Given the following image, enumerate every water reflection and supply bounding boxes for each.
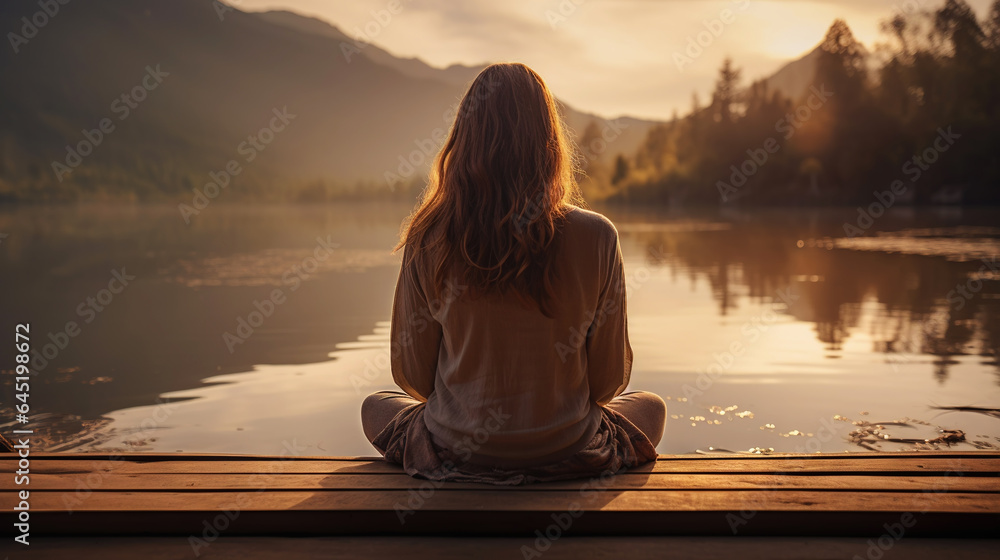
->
[0,204,997,455]
[0,204,406,450]
[609,209,1000,385]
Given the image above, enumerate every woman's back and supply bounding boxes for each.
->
[392,205,632,466]
[360,62,663,482]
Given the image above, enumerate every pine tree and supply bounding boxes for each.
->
[711,58,742,124]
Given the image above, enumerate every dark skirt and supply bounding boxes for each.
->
[371,404,657,486]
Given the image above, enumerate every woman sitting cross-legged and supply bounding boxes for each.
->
[361,62,666,485]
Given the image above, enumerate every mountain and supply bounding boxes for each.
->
[256,10,487,88]
[759,39,875,102]
[0,0,471,202]
[762,47,821,101]
[255,10,661,166]
[0,0,800,203]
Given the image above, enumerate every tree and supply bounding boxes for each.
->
[985,0,1000,50]
[934,0,986,59]
[816,19,868,105]
[603,10,1000,206]
[711,57,742,124]
[611,155,629,186]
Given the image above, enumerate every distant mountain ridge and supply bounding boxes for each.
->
[0,0,817,202]
[254,9,663,176]
[255,10,488,88]
[762,47,821,101]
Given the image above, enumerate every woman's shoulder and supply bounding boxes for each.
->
[562,205,620,241]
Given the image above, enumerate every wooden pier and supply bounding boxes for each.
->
[1,451,998,558]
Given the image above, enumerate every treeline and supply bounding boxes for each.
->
[591,0,1000,206]
[0,148,422,205]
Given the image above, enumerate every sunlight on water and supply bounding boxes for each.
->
[2,204,998,456]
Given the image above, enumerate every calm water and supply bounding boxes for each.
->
[1,203,998,456]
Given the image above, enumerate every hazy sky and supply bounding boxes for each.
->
[231,0,993,120]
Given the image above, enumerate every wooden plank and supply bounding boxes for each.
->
[19,451,1000,462]
[15,472,1000,493]
[21,450,1000,461]
[5,458,398,475]
[9,535,1000,560]
[5,489,997,513]
[3,453,996,538]
[8,509,998,537]
[7,457,998,475]
[20,453,388,462]
[3,490,997,537]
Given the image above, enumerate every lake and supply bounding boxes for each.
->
[1,203,998,456]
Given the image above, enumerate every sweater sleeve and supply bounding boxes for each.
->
[389,245,443,402]
[586,229,633,406]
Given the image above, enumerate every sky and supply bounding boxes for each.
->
[230,0,994,121]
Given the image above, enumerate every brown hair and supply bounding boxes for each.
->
[396,62,584,316]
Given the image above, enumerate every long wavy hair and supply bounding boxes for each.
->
[396,62,584,317]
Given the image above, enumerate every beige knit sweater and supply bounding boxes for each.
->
[390,205,632,466]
